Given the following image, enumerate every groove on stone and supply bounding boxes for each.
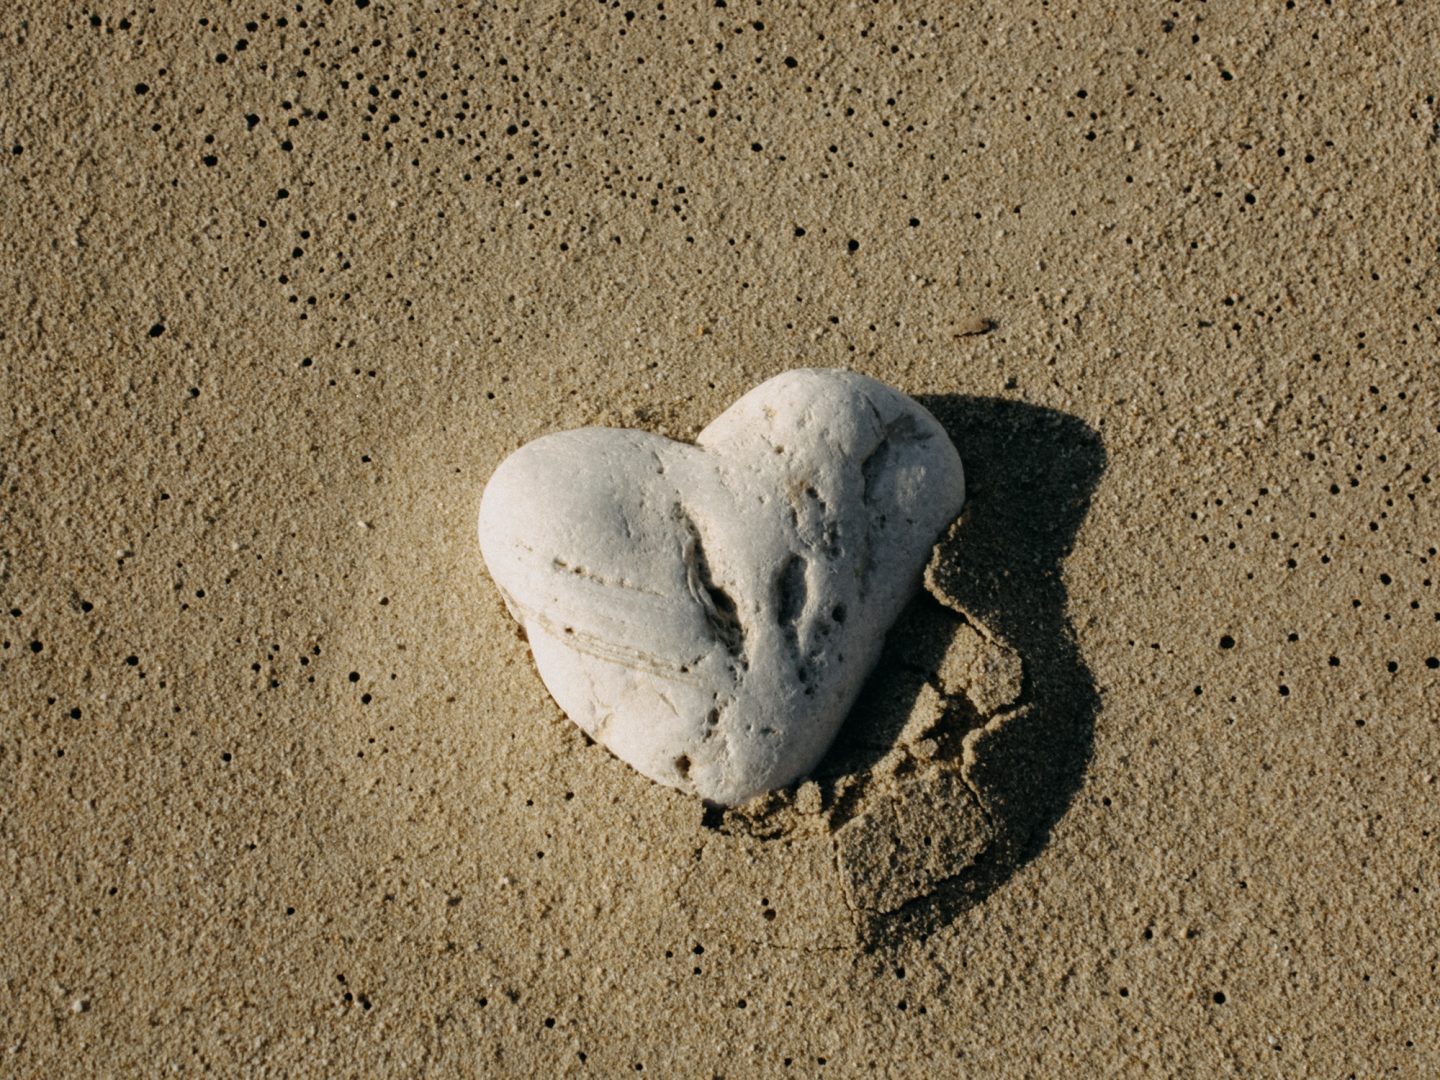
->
[676,507,746,658]
[774,552,808,639]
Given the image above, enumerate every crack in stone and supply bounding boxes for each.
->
[674,506,746,660]
[551,557,664,597]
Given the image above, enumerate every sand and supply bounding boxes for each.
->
[3,1,1437,1075]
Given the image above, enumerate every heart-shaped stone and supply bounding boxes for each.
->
[478,369,965,805]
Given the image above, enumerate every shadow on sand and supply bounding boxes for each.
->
[842,394,1107,946]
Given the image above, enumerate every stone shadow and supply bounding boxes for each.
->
[866,394,1107,944]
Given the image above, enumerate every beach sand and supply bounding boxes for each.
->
[3,1,1437,1074]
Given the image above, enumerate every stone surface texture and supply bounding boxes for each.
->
[479,369,965,804]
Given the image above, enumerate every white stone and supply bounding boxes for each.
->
[478,368,965,805]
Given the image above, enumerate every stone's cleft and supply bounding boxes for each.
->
[774,553,808,642]
[675,506,746,660]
